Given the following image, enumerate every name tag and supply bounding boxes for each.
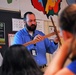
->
[30,49,37,56]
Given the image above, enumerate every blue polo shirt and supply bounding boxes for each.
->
[67,60,76,74]
[13,28,58,66]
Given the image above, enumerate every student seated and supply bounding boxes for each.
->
[44,4,76,75]
[0,44,43,75]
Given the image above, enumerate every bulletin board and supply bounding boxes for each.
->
[0,22,5,44]
[0,10,21,56]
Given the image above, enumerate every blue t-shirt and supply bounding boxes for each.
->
[67,60,76,74]
[13,28,58,66]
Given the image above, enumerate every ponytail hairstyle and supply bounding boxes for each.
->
[69,24,76,61]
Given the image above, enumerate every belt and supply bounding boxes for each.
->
[39,64,47,68]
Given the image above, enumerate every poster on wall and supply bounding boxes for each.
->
[12,18,45,33]
[20,0,62,20]
[8,34,14,46]
[36,19,44,33]
[0,22,5,44]
[48,26,56,39]
[12,18,24,31]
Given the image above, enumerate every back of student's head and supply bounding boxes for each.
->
[59,4,76,34]
[1,44,42,75]
[59,4,76,61]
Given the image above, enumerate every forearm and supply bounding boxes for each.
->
[44,39,72,75]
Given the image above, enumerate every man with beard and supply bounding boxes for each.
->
[13,12,58,72]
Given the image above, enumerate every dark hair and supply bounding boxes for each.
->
[59,4,76,61]
[24,12,35,21]
[69,37,76,61]
[1,44,43,75]
[59,4,76,34]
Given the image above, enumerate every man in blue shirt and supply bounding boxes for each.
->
[13,12,58,69]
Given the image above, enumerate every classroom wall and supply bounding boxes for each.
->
[0,0,74,66]
[0,0,68,21]
[0,0,69,36]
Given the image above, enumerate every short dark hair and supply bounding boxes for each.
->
[59,4,76,34]
[24,11,35,21]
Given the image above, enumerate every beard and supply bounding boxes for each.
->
[26,23,37,31]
